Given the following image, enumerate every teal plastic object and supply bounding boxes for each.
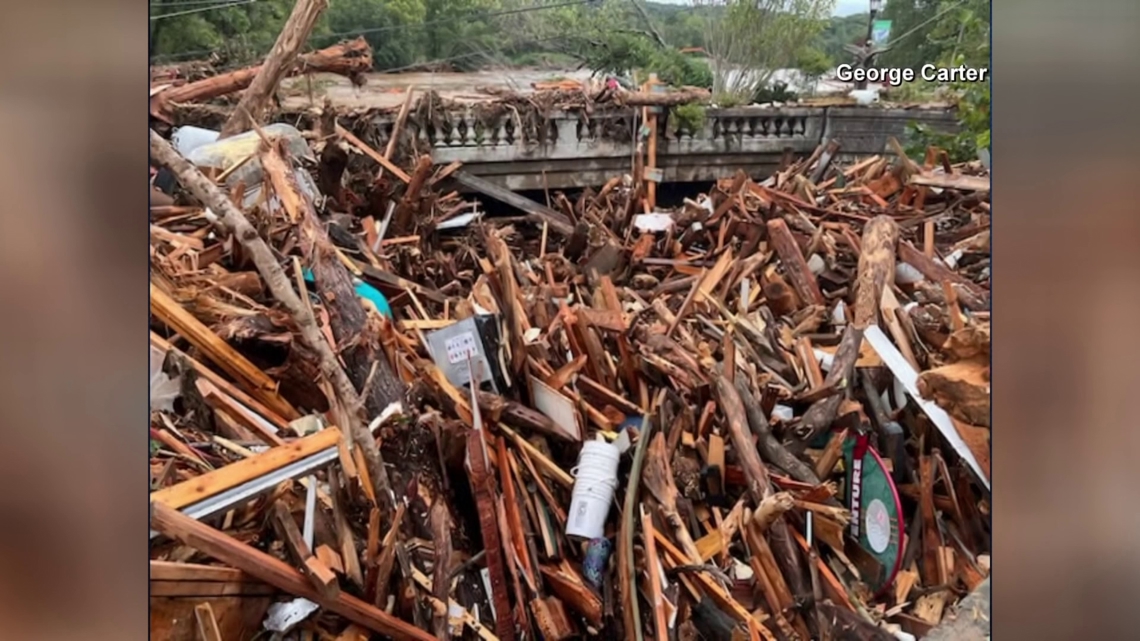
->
[843,433,905,596]
[301,268,391,319]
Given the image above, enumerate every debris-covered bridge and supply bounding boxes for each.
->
[367,104,958,191]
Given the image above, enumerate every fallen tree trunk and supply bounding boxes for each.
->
[615,88,711,107]
[259,142,403,516]
[151,38,372,121]
[793,215,898,452]
[221,0,331,137]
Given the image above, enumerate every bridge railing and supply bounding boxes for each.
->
[367,104,957,188]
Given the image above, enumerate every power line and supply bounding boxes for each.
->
[151,0,256,6]
[315,0,591,40]
[151,0,256,21]
[153,0,591,62]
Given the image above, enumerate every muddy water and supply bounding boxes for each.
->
[280,68,595,111]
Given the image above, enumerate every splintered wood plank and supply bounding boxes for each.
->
[152,332,293,432]
[540,564,603,627]
[151,503,434,641]
[330,470,365,591]
[150,561,249,583]
[695,529,726,562]
[499,424,573,489]
[197,378,285,447]
[898,241,989,299]
[498,437,535,589]
[466,429,515,641]
[335,123,411,183]
[150,580,275,597]
[271,502,339,600]
[653,529,763,630]
[150,428,342,510]
[641,506,670,641]
[893,567,919,605]
[150,286,298,420]
[918,456,946,586]
[698,248,735,303]
[790,527,853,611]
[909,173,989,192]
[766,219,825,306]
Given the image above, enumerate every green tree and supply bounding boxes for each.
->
[795,46,832,95]
[151,0,300,63]
[815,12,868,64]
[693,0,834,103]
[900,0,990,161]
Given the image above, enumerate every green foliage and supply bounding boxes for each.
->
[814,12,868,63]
[879,0,991,69]
[151,0,299,63]
[672,103,707,132]
[751,80,799,103]
[905,55,990,162]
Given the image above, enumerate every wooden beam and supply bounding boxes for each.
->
[151,502,435,641]
[150,428,341,510]
[453,171,574,236]
[337,123,412,183]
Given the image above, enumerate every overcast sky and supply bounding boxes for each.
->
[651,0,870,16]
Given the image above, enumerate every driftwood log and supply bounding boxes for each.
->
[615,88,711,107]
[151,38,372,122]
[792,215,898,452]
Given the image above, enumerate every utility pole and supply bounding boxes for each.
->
[855,0,883,89]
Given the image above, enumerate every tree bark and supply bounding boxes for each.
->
[792,215,898,452]
[429,502,452,641]
[152,38,371,121]
[220,0,331,138]
[148,130,397,520]
[716,375,811,604]
[766,219,825,307]
[732,375,822,486]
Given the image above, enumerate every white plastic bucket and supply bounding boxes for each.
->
[566,440,620,539]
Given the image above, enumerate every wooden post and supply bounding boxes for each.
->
[766,219,826,307]
[220,0,330,138]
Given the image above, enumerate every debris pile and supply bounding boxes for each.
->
[149,101,990,640]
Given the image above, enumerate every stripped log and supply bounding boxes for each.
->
[793,215,898,451]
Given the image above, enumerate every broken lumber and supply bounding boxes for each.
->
[151,502,434,641]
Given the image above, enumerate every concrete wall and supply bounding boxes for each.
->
[373,105,957,190]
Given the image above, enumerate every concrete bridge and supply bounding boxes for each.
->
[371,105,958,191]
